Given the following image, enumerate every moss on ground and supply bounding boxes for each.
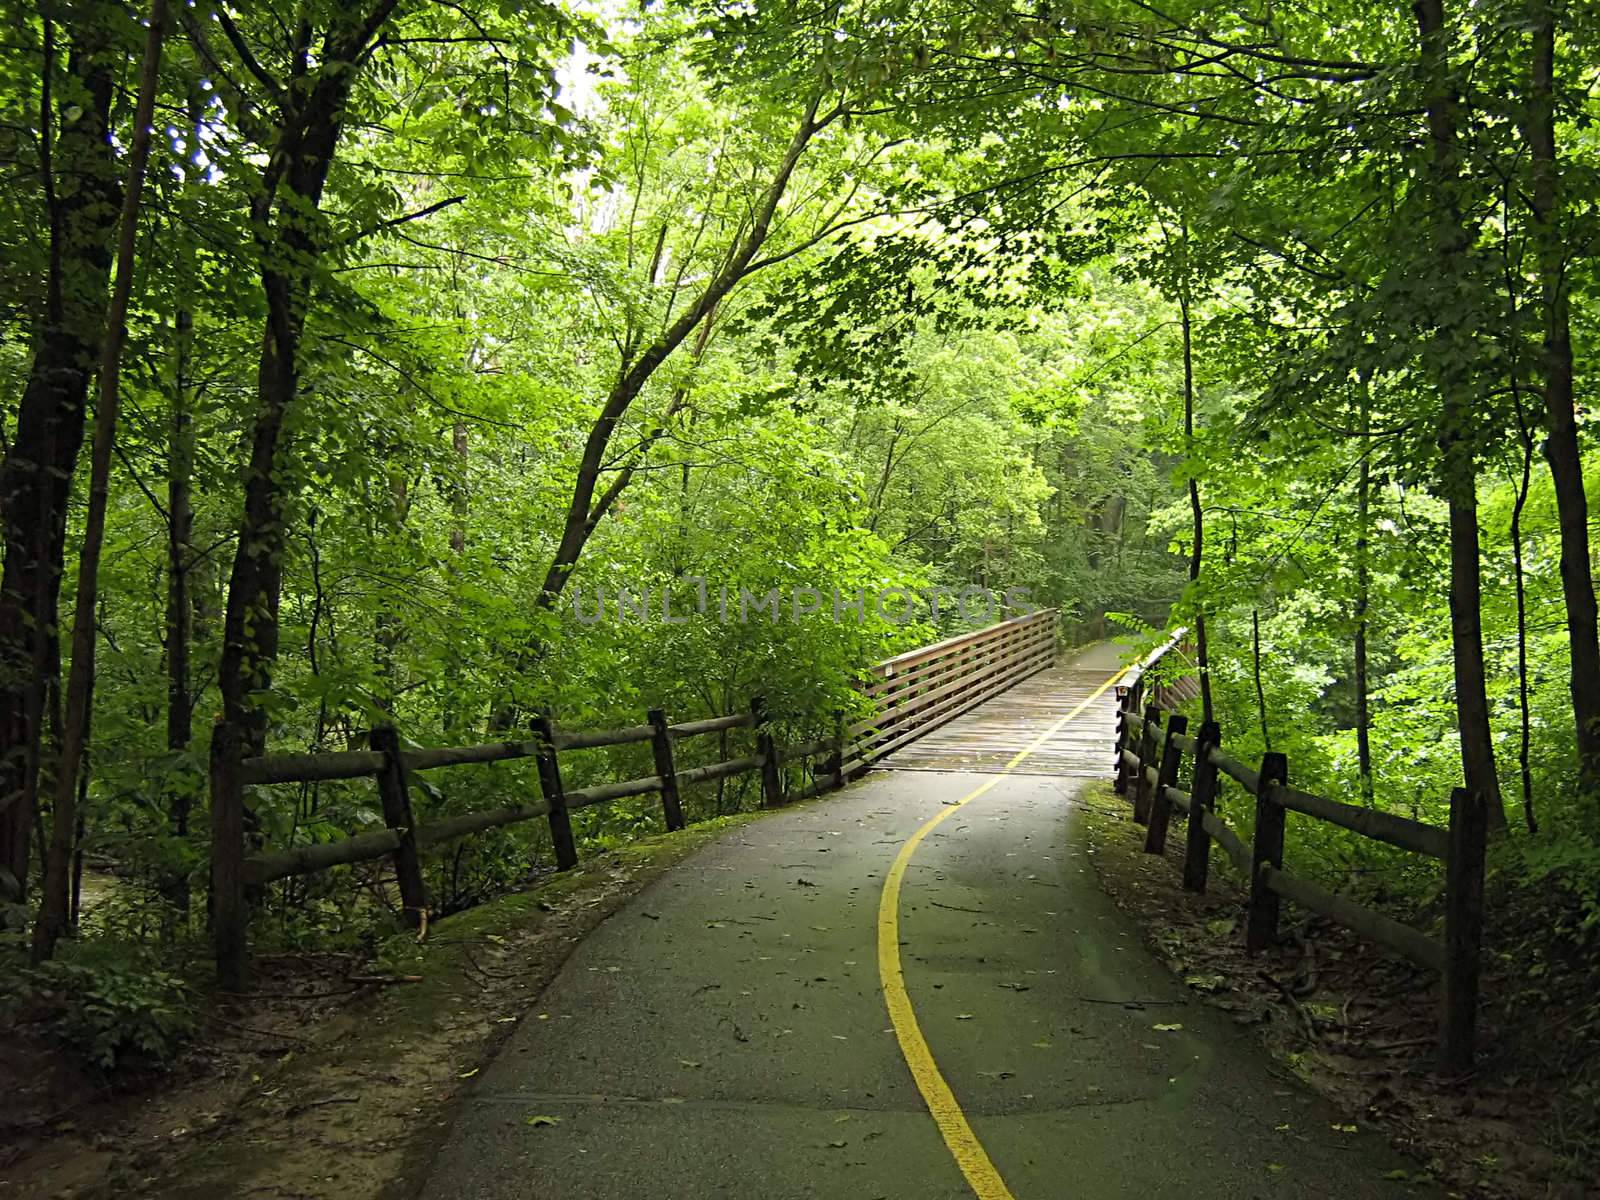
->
[366,813,760,1030]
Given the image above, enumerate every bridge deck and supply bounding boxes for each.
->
[875,651,1123,778]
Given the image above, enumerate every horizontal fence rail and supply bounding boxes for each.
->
[238,704,781,895]
[219,608,1060,980]
[1109,636,1486,1075]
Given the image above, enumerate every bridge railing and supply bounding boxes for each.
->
[843,607,1059,775]
[1115,626,1196,713]
[216,607,1059,979]
[1110,643,1486,1074]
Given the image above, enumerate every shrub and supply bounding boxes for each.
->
[1,956,195,1072]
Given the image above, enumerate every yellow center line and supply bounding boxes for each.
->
[876,663,1131,1200]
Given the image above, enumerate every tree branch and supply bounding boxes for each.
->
[341,195,465,246]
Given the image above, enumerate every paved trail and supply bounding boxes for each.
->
[422,644,1428,1199]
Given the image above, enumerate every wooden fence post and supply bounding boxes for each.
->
[209,720,247,989]
[751,696,783,808]
[1144,714,1187,856]
[1246,751,1289,953]
[1113,692,1134,795]
[1132,704,1161,825]
[1441,786,1486,1074]
[532,715,578,870]
[370,725,428,928]
[648,708,685,832]
[823,711,845,791]
[1183,720,1222,893]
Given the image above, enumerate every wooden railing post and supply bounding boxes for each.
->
[751,696,783,808]
[1113,692,1134,795]
[1144,714,1187,856]
[823,711,845,790]
[1246,751,1289,952]
[647,708,685,832]
[370,724,428,928]
[533,715,578,870]
[1441,786,1486,1073]
[1183,720,1221,893]
[1132,705,1161,825]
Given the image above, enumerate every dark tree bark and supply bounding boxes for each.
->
[0,12,121,899]
[162,90,203,922]
[34,0,169,961]
[449,421,469,556]
[1252,607,1270,750]
[374,472,410,712]
[167,304,195,764]
[1501,172,1539,834]
[1414,0,1505,827]
[1524,0,1600,795]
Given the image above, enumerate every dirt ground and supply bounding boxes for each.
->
[1077,785,1595,1200]
[0,816,756,1200]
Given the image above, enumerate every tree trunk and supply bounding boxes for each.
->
[34,0,168,960]
[481,98,829,734]
[1525,0,1600,795]
[1415,0,1505,827]
[534,96,826,614]
[448,420,470,549]
[1511,409,1538,832]
[1502,158,1539,834]
[0,17,120,901]
[1179,276,1213,724]
[1354,404,1374,806]
[1253,608,1271,749]
[163,87,203,923]
[374,472,410,711]
[209,5,400,987]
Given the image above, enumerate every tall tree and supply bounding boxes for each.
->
[161,84,206,920]
[1414,0,1505,825]
[189,0,579,984]
[34,0,169,961]
[535,90,845,612]
[0,3,122,898]
[1354,384,1375,806]
[1174,230,1214,724]
[1522,0,1600,795]
[191,0,408,985]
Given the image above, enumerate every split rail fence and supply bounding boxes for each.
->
[1111,635,1486,1073]
[214,607,1059,980]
